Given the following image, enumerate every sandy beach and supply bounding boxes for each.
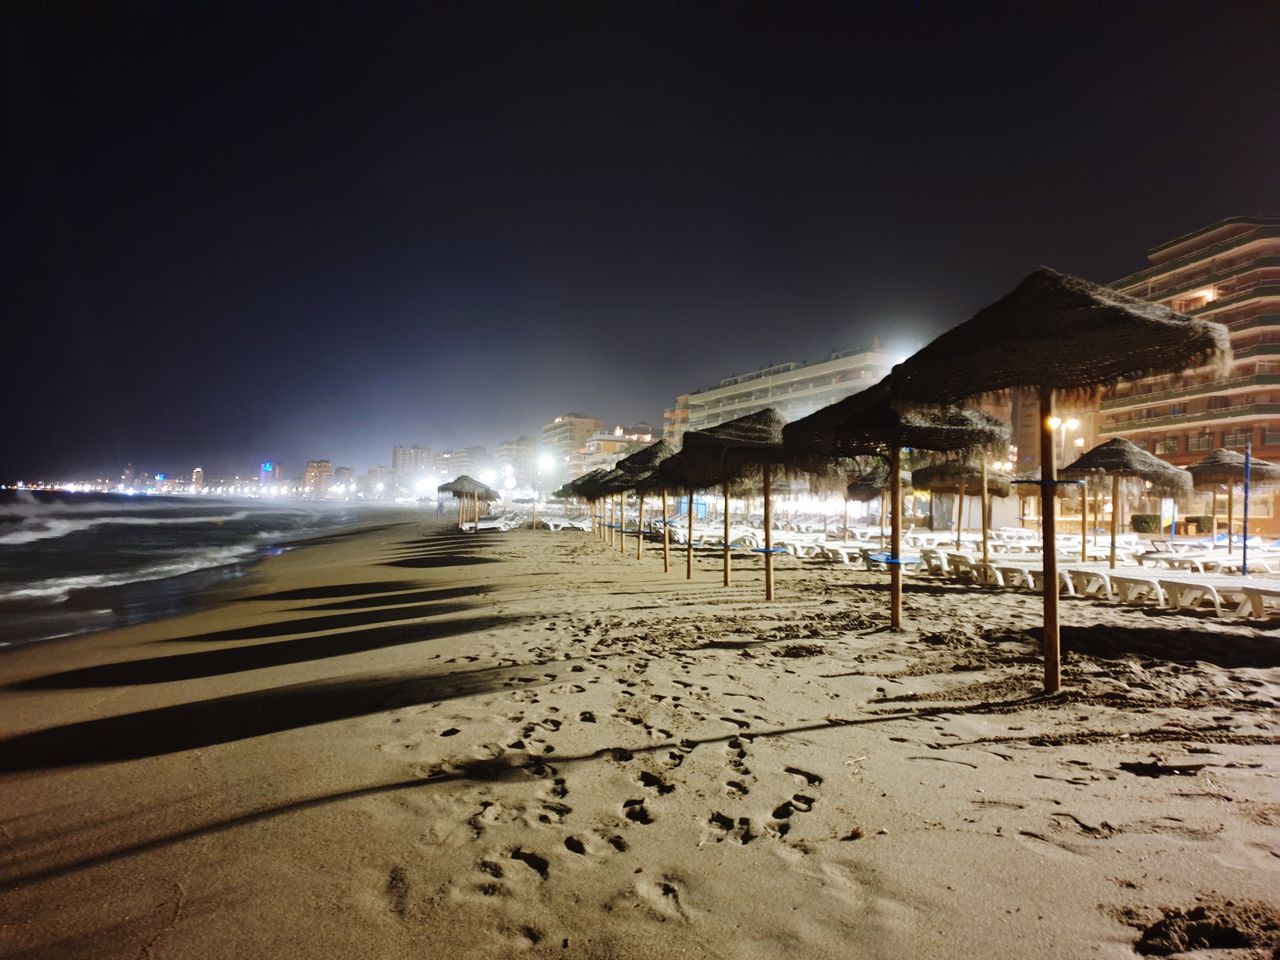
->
[1,518,1276,959]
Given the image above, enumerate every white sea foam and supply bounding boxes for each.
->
[0,510,255,546]
[0,544,258,603]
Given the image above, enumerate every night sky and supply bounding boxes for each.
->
[3,4,1273,480]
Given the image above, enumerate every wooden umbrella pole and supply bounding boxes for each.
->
[981,459,990,564]
[1109,475,1119,569]
[890,447,903,631]
[954,481,966,549]
[609,497,614,546]
[763,464,774,601]
[1227,486,1235,554]
[1080,480,1088,563]
[662,489,670,573]
[619,495,626,555]
[686,494,694,580]
[1040,386,1061,694]
[637,494,644,560]
[1094,489,1102,548]
[722,482,731,587]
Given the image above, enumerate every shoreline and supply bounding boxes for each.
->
[0,520,1275,958]
[0,507,423,650]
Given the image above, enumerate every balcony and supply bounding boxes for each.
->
[1102,373,1280,411]
[1130,256,1280,304]
[1100,402,1280,434]
[1112,223,1280,289]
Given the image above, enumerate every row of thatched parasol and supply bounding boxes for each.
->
[554,267,1235,695]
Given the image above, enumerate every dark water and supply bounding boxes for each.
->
[0,491,390,647]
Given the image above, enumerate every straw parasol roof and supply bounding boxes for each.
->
[439,475,500,500]
[1059,439,1191,496]
[678,408,788,488]
[783,380,1009,457]
[889,268,1231,408]
[617,440,677,480]
[843,454,910,502]
[1186,448,1280,490]
[581,467,632,498]
[910,462,1012,498]
[554,468,604,500]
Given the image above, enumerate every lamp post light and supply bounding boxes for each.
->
[1047,416,1080,468]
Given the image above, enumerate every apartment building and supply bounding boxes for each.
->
[1101,216,1279,465]
[664,343,896,443]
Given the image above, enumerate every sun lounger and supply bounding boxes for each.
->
[1240,584,1280,618]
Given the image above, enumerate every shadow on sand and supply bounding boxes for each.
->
[0,689,1056,892]
[1062,622,1280,670]
[244,581,418,602]
[154,602,492,645]
[0,657,533,773]
[12,609,520,689]
[296,584,491,611]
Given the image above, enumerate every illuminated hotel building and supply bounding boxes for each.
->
[541,413,604,481]
[303,460,333,498]
[568,423,655,477]
[391,445,432,476]
[664,342,896,443]
[1101,217,1279,466]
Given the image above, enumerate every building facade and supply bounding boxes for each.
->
[1101,217,1279,465]
[666,343,896,441]
[541,413,604,481]
[303,460,333,498]
[391,445,433,476]
[567,423,655,478]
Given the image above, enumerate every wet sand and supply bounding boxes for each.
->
[1,519,1277,959]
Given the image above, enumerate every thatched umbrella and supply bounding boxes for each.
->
[584,468,630,548]
[680,408,792,599]
[439,475,499,531]
[617,440,677,568]
[1187,448,1280,554]
[911,460,1012,556]
[843,455,911,542]
[1060,438,1191,567]
[564,469,608,536]
[783,381,1008,628]
[889,267,1230,691]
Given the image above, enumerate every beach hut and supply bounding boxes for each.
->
[889,267,1230,692]
[617,440,677,568]
[910,460,1012,558]
[1186,448,1280,553]
[679,408,791,599]
[1060,438,1191,567]
[784,380,1007,628]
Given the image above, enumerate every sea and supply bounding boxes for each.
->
[0,491,390,648]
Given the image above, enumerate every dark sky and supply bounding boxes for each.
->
[3,3,1274,480]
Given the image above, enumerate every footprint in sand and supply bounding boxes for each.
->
[706,811,756,845]
[622,798,654,824]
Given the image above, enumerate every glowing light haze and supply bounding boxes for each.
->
[3,6,1271,479]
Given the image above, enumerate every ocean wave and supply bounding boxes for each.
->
[0,510,256,546]
[0,544,259,603]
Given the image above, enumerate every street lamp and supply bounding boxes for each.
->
[1047,416,1080,467]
